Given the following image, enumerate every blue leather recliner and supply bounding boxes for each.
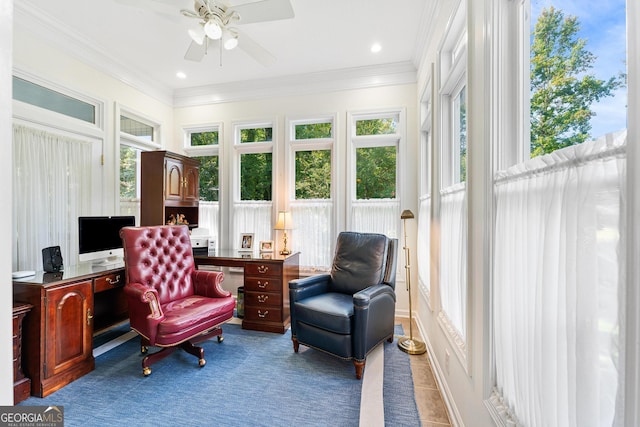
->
[289,231,398,379]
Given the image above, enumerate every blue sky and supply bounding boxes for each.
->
[531,0,627,138]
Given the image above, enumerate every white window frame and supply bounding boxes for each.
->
[436,0,470,373]
[184,123,224,249]
[346,108,404,239]
[230,119,275,250]
[286,115,337,270]
[116,106,162,219]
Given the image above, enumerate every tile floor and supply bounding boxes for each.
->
[398,318,452,426]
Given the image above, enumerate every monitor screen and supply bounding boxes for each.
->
[78,216,135,264]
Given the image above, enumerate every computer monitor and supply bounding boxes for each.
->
[78,216,135,266]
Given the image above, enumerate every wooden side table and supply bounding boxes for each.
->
[13,302,33,404]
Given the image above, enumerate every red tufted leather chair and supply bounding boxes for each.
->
[120,225,235,376]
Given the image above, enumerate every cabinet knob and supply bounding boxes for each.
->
[87,309,93,325]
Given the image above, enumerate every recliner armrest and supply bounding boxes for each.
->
[353,284,396,308]
[193,270,231,299]
[289,274,331,301]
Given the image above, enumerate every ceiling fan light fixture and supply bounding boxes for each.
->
[188,25,206,45]
[204,19,222,40]
[223,29,239,50]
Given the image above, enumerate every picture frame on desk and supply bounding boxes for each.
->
[239,233,254,251]
[259,240,274,253]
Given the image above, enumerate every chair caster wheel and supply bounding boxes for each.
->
[143,367,152,376]
[217,335,224,343]
[199,358,206,367]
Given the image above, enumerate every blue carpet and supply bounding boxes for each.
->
[20,324,419,427]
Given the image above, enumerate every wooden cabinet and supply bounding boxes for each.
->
[14,279,94,397]
[13,303,32,404]
[141,150,200,227]
[13,264,127,397]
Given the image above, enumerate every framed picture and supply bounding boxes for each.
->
[259,240,274,253]
[239,233,254,251]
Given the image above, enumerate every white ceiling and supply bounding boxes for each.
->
[14,0,429,95]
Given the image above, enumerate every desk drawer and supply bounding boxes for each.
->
[244,306,282,323]
[244,291,281,308]
[244,277,282,292]
[244,263,282,277]
[94,270,125,293]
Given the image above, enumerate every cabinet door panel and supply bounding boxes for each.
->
[183,164,199,201]
[45,281,93,378]
[166,159,183,200]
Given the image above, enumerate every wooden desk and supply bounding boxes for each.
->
[195,251,299,334]
[13,264,127,397]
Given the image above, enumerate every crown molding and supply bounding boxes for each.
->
[15,1,417,109]
[173,61,417,107]
[14,1,174,106]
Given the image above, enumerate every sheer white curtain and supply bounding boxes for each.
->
[232,202,271,249]
[351,199,400,238]
[491,131,626,427]
[439,184,467,340]
[198,201,219,247]
[417,195,431,301]
[12,125,93,270]
[120,200,140,225]
[290,200,333,270]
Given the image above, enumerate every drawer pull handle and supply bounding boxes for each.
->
[258,281,268,288]
[257,265,269,274]
[258,310,269,318]
[87,309,93,326]
[258,295,269,303]
[106,275,121,285]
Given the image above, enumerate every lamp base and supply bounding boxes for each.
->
[279,249,291,256]
[397,336,426,355]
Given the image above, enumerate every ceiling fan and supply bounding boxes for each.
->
[180,0,295,66]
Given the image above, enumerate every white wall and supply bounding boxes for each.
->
[0,0,13,406]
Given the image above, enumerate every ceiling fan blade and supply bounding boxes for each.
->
[237,30,276,67]
[230,0,294,25]
[184,40,208,62]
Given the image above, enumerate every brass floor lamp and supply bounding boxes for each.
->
[397,209,426,355]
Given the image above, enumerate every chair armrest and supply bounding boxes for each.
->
[353,284,396,308]
[193,270,231,299]
[124,282,164,345]
[289,274,331,302]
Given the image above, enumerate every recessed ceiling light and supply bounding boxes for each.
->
[176,71,187,79]
[371,43,382,53]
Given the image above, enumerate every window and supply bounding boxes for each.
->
[118,109,160,222]
[120,115,154,142]
[454,86,467,183]
[184,125,222,249]
[486,1,629,425]
[348,111,402,237]
[13,76,97,124]
[436,0,468,371]
[232,122,274,249]
[288,117,335,270]
[528,2,627,157]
